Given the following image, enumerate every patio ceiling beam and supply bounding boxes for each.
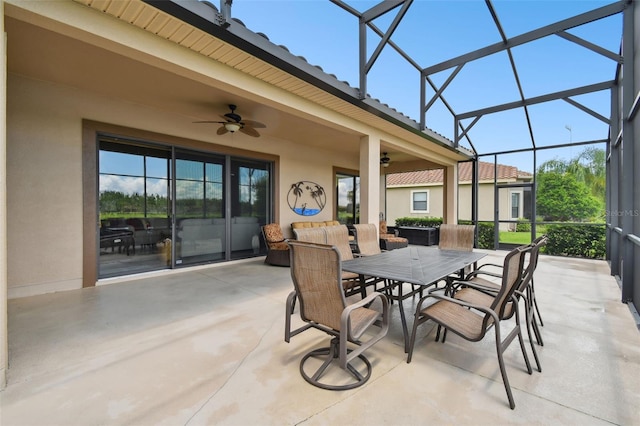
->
[422,1,627,76]
[362,1,411,75]
[562,97,611,124]
[424,64,463,112]
[457,80,615,120]
[485,0,537,149]
[331,0,477,150]
[479,138,609,157]
[556,30,623,63]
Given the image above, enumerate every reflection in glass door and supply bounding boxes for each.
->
[336,173,359,225]
[98,141,171,278]
[230,159,270,260]
[174,151,225,266]
[98,139,273,277]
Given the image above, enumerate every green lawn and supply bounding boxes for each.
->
[499,231,543,245]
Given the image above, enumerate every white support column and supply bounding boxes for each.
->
[0,0,8,389]
[359,135,380,226]
[443,164,458,224]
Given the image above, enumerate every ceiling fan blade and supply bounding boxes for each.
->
[217,126,229,135]
[240,126,260,137]
[241,119,266,129]
[193,120,225,124]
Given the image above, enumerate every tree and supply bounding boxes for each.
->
[538,147,605,206]
[536,172,601,221]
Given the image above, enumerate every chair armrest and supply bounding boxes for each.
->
[476,263,503,271]
[465,269,502,280]
[450,279,500,295]
[416,292,499,321]
[339,292,390,369]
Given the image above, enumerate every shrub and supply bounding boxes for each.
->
[394,217,443,228]
[515,219,531,232]
[544,224,606,259]
[458,220,495,249]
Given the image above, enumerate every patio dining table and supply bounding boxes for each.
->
[342,245,486,351]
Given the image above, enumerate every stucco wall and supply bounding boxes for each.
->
[386,182,514,227]
[7,75,84,297]
[6,74,356,297]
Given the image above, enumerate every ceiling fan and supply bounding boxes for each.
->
[194,104,266,137]
[380,152,391,167]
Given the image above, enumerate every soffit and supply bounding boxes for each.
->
[70,0,470,166]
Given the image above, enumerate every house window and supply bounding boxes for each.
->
[411,191,429,213]
[511,192,521,219]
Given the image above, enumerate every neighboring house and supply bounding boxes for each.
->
[385,161,533,230]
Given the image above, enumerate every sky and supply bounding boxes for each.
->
[226,0,623,173]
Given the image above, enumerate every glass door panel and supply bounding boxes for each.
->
[174,152,225,266]
[229,159,270,260]
[336,173,359,225]
[98,141,171,278]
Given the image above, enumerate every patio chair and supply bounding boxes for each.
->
[463,235,548,346]
[379,220,409,250]
[284,240,389,390]
[453,242,543,372]
[261,223,290,266]
[293,225,365,298]
[324,225,369,298]
[406,244,532,409]
[352,224,389,294]
[352,223,382,256]
[433,224,476,293]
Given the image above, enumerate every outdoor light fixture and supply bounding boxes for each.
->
[224,122,242,133]
[380,152,390,167]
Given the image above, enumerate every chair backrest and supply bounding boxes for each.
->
[262,223,284,246]
[293,227,327,244]
[379,220,389,235]
[531,234,548,270]
[353,224,381,256]
[489,245,529,320]
[288,240,347,331]
[439,224,475,251]
[324,225,354,261]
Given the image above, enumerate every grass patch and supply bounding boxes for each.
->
[499,231,543,245]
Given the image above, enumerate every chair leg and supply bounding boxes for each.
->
[406,298,429,363]
[531,279,544,327]
[495,330,516,410]
[524,297,542,372]
[284,291,296,343]
[527,285,544,346]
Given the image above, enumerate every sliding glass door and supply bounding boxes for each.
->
[98,138,272,278]
[98,140,172,278]
[229,159,271,259]
[174,151,225,266]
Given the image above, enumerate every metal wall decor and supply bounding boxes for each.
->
[287,181,326,216]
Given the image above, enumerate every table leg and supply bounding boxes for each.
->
[395,282,410,353]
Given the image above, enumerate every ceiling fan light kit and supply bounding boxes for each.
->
[224,122,241,133]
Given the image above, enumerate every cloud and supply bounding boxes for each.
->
[100,174,168,196]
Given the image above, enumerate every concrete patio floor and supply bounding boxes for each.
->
[2,249,639,425]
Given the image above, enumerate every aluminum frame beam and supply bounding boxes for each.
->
[422,1,627,76]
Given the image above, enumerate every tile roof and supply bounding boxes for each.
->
[386,161,533,186]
